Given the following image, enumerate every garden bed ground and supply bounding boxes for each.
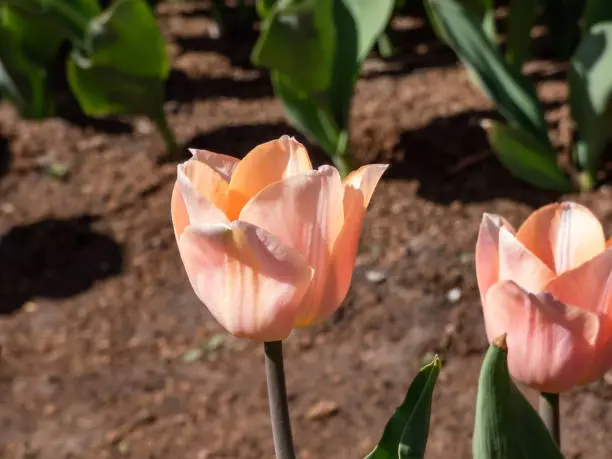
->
[2,2,612,458]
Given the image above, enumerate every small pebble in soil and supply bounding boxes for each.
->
[0,202,15,214]
[364,268,387,284]
[24,301,38,313]
[446,287,462,303]
[306,400,339,420]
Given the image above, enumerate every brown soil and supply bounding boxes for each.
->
[2,2,612,458]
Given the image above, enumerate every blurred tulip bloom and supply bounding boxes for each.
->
[476,202,612,393]
[171,136,387,341]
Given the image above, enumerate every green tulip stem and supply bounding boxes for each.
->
[539,392,560,445]
[152,113,180,160]
[332,154,357,179]
[264,340,296,459]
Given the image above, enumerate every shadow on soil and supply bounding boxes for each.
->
[187,123,331,167]
[175,28,259,70]
[0,137,10,179]
[166,68,272,103]
[387,110,561,206]
[366,10,457,79]
[0,216,123,315]
[188,116,561,209]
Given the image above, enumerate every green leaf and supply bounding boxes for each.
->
[486,121,572,191]
[569,21,612,174]
[464,0,496,43]
[425,0,550,144]
[256,0,277,19]
[0,0,98,118]
[252,0,335,93]
[271,72,340,154]
[68,0,168,118]
[0,0,100,43]
[473,336,564,459]
[584,0,612,28]
[79,0,168,79]
[0,15,52,117]
[343,0,396,63]
[366,356,441,459]
[330,0,394,129]
[254,0,392,161]
[505,0,538,69]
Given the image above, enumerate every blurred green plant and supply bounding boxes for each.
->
[211,0,257,38]
[0,0,178,156]
[252,0,395,177]
[425,0,612,191]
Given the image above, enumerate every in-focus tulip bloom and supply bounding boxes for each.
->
[476,202,612,393]
[171,135,387,341]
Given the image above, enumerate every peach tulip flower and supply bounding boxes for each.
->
[171,135,387,341]
[476,202,612,393]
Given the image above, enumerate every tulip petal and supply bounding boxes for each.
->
[498,227,556,293]
[484,280,599,393]
[225,136,313,221]
[177,161,230,227]
[475,213,516,306]
[343,164,388,208]
[516,202,606,274]
[544,248,612,383]
[178,221,313,341]
[545,248,612,316]
[607,237,612,249]
[189,148,240,182]
[316,167,387,322]
[240,165,344,325]
[171,181,190,240]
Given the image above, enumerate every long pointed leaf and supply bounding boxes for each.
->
[486,121,572,191]
[425,0,549,145]
[366,356,441,459]
[505,0,538,69]
[569,21,612,174]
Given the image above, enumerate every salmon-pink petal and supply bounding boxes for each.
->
[225,136,313,221]
[171,181,190,240]
[545,248,612,315]
[177,162,229,227]
[484,280,599,393]
[498,227,555,293]
[315,173,385,323]
[475,213,516,307]
[189,148,240,182]
[545,248,612,382]
[178,221,313,341]
[607,237,612,249]
[239,165,343,325]
[516,202,605,274]
[342,164,388,208]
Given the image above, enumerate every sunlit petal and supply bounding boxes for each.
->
[475,213,516,306]
[484,280,599,393]
[226,136,313,220]
[498,227,555,293]
[178,221,313,341]
[516,202,605,274]
[240,165,343,325]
